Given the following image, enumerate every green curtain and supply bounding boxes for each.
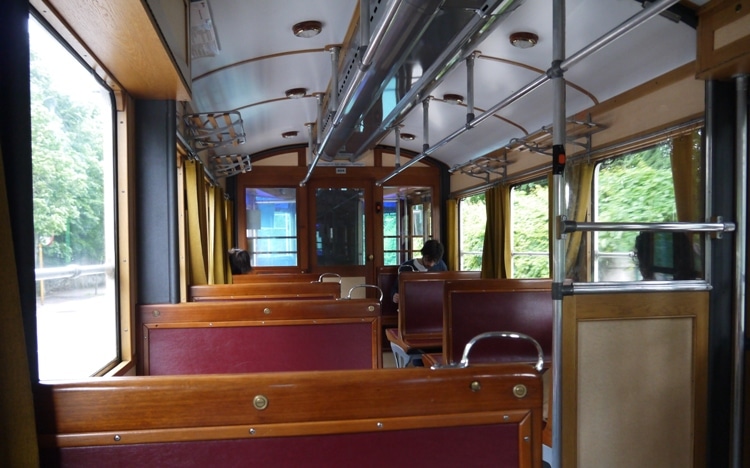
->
[185,160,208,285]
[0,144,40,466]
[445,198,458,271]
[481,184,511,278]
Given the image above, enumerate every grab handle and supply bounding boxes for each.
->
[432,331,544,372]
[315,272,342,284]
[345,284,383,302]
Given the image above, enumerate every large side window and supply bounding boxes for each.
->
[594,142,681,281]
[458,193,485,271]
[30,16,118,379]
[510,178,549,278]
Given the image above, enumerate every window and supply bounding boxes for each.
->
[511,179,549,278]
[30,16,118,380]
[245,188,297,266]
[315,187,365,266]
[382,187,432,265]
[594,142,679,281]
[458,193,485,271]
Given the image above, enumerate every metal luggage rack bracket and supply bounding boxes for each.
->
[184,111,247,150]
[209,153,252,178]
[449,116,604,181]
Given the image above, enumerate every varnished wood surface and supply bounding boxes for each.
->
[561,291,709,468]
[35,365,543,455]
[139,298,380,323]
[231,272,322,284]
[36,0,190,100]
[189,281,341,301]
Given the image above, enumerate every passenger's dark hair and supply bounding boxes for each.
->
[420,239,444,262]
[228,248,252,274]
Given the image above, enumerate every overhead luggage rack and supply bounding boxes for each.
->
[184,111,246,149]
[449,117,604,182]
[209,153,252,178]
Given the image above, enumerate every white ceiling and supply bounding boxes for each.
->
[187,0,698,173]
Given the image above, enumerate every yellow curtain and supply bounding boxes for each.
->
[224,198,234,282]
[206,186,221,284]
[445,198,458,271]
[207,185,229,284]
[671,131,702,222]
[481,184,511,278]
[0,145,40,466]
[564,162,594,279]
[185,160,208,285]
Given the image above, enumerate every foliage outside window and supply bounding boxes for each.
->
[459,193,486,271]
[245,188,297,266]
[30,17,118,379]
[511,179,550,278]
[594,142,678,281]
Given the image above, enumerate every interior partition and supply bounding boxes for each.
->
[561,291,708,467]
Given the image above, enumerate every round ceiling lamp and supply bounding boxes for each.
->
[443,93,464,105]
[285,88,307,99]
[293,21,323,38]
[509,32,539,49]
[282,131,298,139]
[400,133,416,141]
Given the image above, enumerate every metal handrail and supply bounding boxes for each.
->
[35,264,113,281]
[344,284,383,302]
[561,220,736,234]
[431,331,545,372]
[315,272,342,284]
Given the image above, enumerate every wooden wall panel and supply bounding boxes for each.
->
[562,291,708,468]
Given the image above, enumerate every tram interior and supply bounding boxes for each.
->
[3,0,750,466]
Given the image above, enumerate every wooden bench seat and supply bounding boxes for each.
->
[137,298,381,374]
[384,270,480,367]
[423,279,553,368]
[231,272,321,283]
[35,365,544,467]
[189,280,341,301]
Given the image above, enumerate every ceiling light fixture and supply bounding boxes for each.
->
[443,93,464,105]
[282,131,298,139]
[400,133,416,141]
[285,88,307,99]
[509,32,539,49]
[292,21,323,38]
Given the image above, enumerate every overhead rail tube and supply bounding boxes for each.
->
[352,0,526,159]
[560,221,735,295]
[561,220,736,234]
[300,0,444,186]
[376,0,681,186]
[466,53,476,124]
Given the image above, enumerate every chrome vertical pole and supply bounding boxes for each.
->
[731,74,747,468]
[551,0,566,466]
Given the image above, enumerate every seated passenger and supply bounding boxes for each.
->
[228,248,252,275]
[392,239,447,303]
[634,231,698,280]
